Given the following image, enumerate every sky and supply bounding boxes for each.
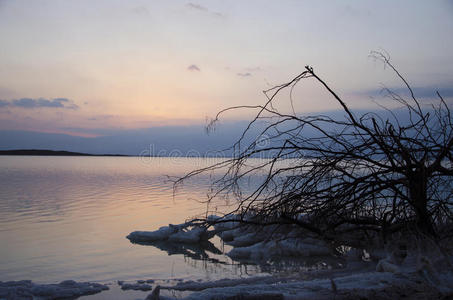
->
[0,0,453,154]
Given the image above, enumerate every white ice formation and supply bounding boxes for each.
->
[141,270,453,300]
[127,214,332,263]
[0,280,108,299]
[127,222,215,244]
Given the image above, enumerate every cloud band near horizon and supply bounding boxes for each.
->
[0,98,79,110]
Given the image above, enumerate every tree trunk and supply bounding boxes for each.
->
[408,171,435,237]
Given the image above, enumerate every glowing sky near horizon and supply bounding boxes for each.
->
[0,0,452,137]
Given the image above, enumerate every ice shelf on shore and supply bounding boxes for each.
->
[127,222,216,244]
[127,214,453,299]
[127,214,333,264]
[138,269,453,300]
[3,268,452,300]
[0,280,108,299]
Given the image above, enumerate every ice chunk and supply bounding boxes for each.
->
[226,231,265,247]
[227,238,331,261]
[155,272,420,300]
[118,281,153,291]
[208,215,241,233]
[168,226,216,243]
[128,222,215,244]
[145,285,161,300]
[217,228,238,242]
[163,276,277,291]
[376,258,401,274]
[127,225,179,242]
[0,280,108,299]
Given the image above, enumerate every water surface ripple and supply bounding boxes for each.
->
[0,156,244,283]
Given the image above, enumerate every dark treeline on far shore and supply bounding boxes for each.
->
[0,149,130,157]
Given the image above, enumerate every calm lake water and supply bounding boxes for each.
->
[0,156,263,284]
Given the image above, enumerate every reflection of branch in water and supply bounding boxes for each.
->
[183,255,246,275]
[129,239,223,263]
[130,237,343,276]
[232,255,345,274]
[128,221,345,279]
[129,237,259,275]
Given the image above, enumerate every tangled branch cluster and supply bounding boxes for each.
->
[177,52,453,245]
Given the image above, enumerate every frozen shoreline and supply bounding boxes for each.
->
[2,267,452,300]
[124,217,453,299]
[0,280,109,299]
[4,216,452,299]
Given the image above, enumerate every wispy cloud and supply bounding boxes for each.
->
[131,5,149,15]
[87,114,115,121]
[0,97,79,110]
[186,3,224,17]
[187,64,201,72]
[237,72,252,77]
[360,85,453,99]
[226,66,261,77]
[187,3,207,11]
[244,67,262,72]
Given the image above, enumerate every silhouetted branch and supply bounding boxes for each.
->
[176,52,453,246]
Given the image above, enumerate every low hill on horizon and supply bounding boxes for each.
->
[0,149,129,156]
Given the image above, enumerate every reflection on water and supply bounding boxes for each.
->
[129,239,223,262]
[0,156,226,283]
[0,156,340,284]
[130,236,343,278]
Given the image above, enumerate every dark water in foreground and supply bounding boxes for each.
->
[0,156,261,283]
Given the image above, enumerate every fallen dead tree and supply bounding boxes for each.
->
[174,51,453,252]
[132,52,453,299]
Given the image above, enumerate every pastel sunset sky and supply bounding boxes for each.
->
[1,0,452,140]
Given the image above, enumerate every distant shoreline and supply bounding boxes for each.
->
[0,149,252,158]
[0,149,130,157]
